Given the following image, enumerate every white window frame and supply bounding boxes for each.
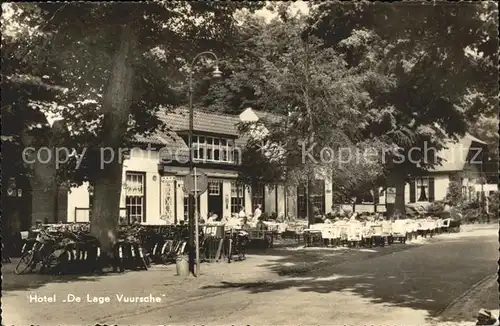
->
[191,134,236,163]
[125,172,145,223]
[208,182,220,195]
[231,182,245,214]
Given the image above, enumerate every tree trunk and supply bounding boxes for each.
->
[386,169,406,217]
[90,24,137,253]
[303,37,316,228]
[90,161,124,252]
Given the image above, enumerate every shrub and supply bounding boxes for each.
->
[487,191,498,218]
[426,201,446,217]
[444,180,464,206]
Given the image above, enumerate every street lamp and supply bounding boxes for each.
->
[187,51,221,275]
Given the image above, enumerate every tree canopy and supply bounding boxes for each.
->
[198,1,498,214]
[2,2,265,250]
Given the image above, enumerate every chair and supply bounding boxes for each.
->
[303,229,323,247]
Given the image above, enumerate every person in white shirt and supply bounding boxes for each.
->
[238,206,246,219]
[207,211,218,223]
[253,204,262,221]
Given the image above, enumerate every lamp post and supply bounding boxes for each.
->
[187,51,221,274]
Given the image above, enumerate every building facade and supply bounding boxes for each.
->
[67,107,333,224]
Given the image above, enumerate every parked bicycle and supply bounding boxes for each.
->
[147,226,190,265]
[14,229,63,275]
[114,227,150,272]
[224,229,250,263]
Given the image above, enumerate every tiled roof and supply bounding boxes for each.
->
[430,134,487,172]
[133,107,245,148]
[134,132,188,150]
[157,107,241,136]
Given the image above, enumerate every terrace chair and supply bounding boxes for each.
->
[441,218,451,233]
[303,224,323,247]
[391,220,408,244]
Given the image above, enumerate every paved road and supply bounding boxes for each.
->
[2,225,497,325]
[115,226,498,325]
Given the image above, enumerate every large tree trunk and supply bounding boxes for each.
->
[90,24,137,253]
[386,169,406,217]
[21,130,57,226]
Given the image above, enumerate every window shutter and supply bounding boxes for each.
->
[373,189,380,204]
[409,179,416,203]
[428,177,435,202]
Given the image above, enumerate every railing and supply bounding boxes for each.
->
[74,207,128,223]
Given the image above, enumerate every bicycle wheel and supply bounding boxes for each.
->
[42,250,64,275]
[138,247,149,270]
[14,250,35,275]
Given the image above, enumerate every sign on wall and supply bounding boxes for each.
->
[161,176,175,223]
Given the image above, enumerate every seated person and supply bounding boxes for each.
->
[207,212,218,223]
[256,219,268,230]
[313,216,325,224]
[241,216,252,230]
[238,206,246,223]
[253,204,262,221]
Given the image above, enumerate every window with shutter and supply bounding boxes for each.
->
[409,179,416,203]
[417,178,429,202]
[373,189,380,204]
[428,177,435,202]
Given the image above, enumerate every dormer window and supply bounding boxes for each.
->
[188,134,239,164]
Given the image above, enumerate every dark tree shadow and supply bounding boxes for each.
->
[203,232,498,323]
[1,260,139,292]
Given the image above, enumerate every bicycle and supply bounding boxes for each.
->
[114,228,149,272]
[14,229,61,275]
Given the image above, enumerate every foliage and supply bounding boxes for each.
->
[2,2,265,250]
[444,180,464,207]
[1,7,66,187]
[426,201,446,217]
[487,191,498,218]
[217,10,391,199]
[469,115,499,184]
[4,2,264,185]
[307,2,499,211]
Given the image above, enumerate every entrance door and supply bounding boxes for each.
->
[297,184,307,218]
[207,181,223,219]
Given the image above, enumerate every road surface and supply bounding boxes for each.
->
[2,225,497,325]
